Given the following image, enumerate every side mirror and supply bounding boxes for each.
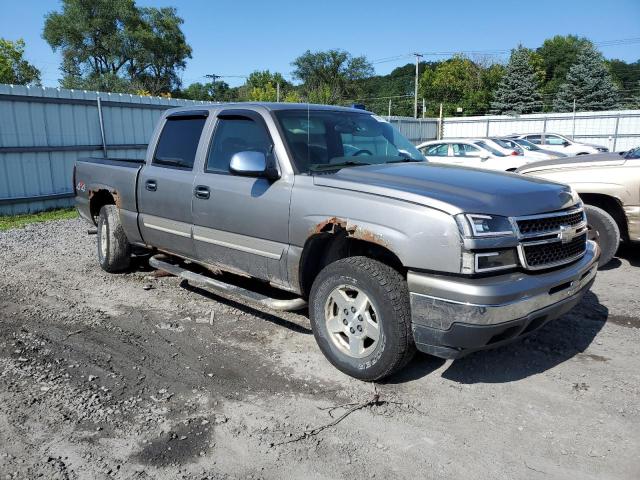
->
[563,140,571,147]
[229,151,278,179]
[480,154,490,161]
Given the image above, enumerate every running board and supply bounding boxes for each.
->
[149,255,307,312]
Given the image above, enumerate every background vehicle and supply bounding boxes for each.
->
[518,147,640,266]
[417,139,529,171]
[513,133,608,155]
[75,103,598,381]
[507,137,568,160]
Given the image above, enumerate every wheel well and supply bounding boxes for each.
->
[298,231,405,299]
[89,189,116,223]
[580,193,628,240]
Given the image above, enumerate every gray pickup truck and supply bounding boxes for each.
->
[74,103,599,380]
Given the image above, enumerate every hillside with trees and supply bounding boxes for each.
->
[2,0,639,116]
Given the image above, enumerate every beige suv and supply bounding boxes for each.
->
[518,147,640,266]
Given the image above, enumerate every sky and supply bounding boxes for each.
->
[2,0,640,88]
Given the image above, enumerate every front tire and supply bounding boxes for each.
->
[309,257,415,381]
[584,204,620,267]
[97,204,131,272]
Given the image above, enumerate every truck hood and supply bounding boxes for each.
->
[516,152,627,174]
[313,162,577,216]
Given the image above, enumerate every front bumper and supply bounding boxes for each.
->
[408,240,599,359]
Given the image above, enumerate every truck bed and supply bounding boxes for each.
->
[74,156,143,230]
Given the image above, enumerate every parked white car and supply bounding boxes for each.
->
[417,139,529,171]
[507,137,568,160]
[472,138,544,164]
[512,133,608,155]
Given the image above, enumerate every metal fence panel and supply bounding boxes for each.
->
[0,84,206,215]
[442,110,640,152]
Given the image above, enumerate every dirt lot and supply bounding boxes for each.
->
[1,218,639,480]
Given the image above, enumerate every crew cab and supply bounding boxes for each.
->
[75,103,599,381]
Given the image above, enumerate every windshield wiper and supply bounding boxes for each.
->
[310,160,372,171]
[385,157,421,164]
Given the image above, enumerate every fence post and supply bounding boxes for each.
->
[96,96,108,158]
[485,119,490,137]
[612,113,621,151]
[542,116,547,143]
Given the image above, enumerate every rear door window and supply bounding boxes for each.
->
[525,135,542,144]
[153,116,207,170]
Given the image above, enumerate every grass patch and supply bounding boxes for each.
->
[0,208,78,232]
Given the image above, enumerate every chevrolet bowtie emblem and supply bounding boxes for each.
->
[558,225,577,244]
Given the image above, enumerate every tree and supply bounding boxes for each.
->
[127,7,192,94]
[491,46,542,114]
[0,38,41,85]
[245,70,291,102]
[553,44,620,112]
[291,49,373,104]
[179,81,235,101]
[43,0,191,94]
[537,35,592,97]
[419,55,498,116]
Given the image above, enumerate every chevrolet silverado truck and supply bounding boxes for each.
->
[74,103,599,381]
[518,147,640,267]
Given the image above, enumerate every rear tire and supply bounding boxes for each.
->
[584,204,620,267]
[309,257,415,381]
[97,205,131,272]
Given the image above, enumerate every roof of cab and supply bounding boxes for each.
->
[165,102,373,115]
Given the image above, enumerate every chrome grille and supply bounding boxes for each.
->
[516,210,585,236]
[521,233,587,268]
[514,207,588,270]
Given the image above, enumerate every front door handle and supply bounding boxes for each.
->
[194,185,210,199]
[145,179,157,192]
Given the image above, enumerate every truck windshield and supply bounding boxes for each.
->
[274,110,425,173]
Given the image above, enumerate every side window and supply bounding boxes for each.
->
[153,116,206,170]
[206,116,273,173]
[423,143,449,156]
[545,135,566,146]
[452,143,481,157]
[526,135,542,145]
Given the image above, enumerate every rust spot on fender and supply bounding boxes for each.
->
[311,217,388,247]
[112,191,122,209]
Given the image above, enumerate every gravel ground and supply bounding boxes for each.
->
[1,218,639,480]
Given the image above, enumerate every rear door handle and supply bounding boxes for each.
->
[145,180,157,192]
[194,185,210,199]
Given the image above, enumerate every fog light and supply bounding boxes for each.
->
[475,250,518,272]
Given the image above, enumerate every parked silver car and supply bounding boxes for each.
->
[417,139,529,171]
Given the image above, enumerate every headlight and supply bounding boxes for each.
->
[456,214,515,238]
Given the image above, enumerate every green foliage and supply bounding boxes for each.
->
[418,55,501,116]
[178,81,237,101]
[553,43,620,112]
[0,38,41,85]
[246,70,291,102]
[291,49,373,104]
[536,35,593,97]
[491,46,542,114]
[0,208,77,231]
[43,0,191,94]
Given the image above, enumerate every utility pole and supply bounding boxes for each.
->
[276,82,281,102]
[438,102,443,140]
[572,98,577,139]
[422,98,426,119]
[388,99,392,120]
[413,53,423,118]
